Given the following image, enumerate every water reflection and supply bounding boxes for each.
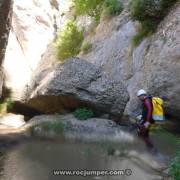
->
[0,139,169,180]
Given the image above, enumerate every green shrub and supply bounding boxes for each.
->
[130,0,178,45]
[72,0,104,21]
[56,21,84,61]
[73,0,123,21]
[130,0,162,21]
[0,98,15,113]
[81,42,93,54]
[103,0,123,16]
[0,100,3,112]
[6,98,15,110]
[129,0,178,21]
[132,20,158,46]
[160,0,179,11]
[132,31,146,46]
[141,19,158,33]
[73,108,94,120]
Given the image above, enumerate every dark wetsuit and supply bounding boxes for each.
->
[138,96,154,149]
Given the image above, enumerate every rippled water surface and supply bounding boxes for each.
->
[0,133,178,180]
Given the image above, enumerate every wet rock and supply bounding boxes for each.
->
[127,150,168,175]
[162,168,171,177]
[24,114,134,142]
[22,58,129,118]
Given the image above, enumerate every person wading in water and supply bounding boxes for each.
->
[135,89,167,164]
[136,89,155,153]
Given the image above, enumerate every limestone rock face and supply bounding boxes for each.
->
[1,0,180,120]
[0,69,4,97]
[80,10,136,82]
[2,0,72,99]
[81,2,180,118]
[126,2,180,117]
[22,58,129,118]
[0,0,13,97]
[0,0,12,65]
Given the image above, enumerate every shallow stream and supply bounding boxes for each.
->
[0,129,178,180]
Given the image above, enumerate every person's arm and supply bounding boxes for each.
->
[143,98,153,128]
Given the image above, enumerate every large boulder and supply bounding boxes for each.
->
[0,0,13,97]
[21,58,129,118]
[78,7,138,115]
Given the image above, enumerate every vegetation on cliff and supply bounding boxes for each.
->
[81,42,93,54]
[73,108,94,120]
[72,0,123,21]
[0,98,14,114]
[130,0,178,45]
[55,0,179,61]
[55,0,124,61]
[55,21,84,61]
[72,0,103,22]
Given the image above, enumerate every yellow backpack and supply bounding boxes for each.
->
[152,97,165,121]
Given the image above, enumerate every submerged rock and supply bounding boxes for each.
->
[21,58,129,118]
[24,114,134,142]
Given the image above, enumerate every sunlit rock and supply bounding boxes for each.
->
[0,113,25,128]
[2,0,71,99]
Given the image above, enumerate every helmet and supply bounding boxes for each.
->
[137,89,147,97]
